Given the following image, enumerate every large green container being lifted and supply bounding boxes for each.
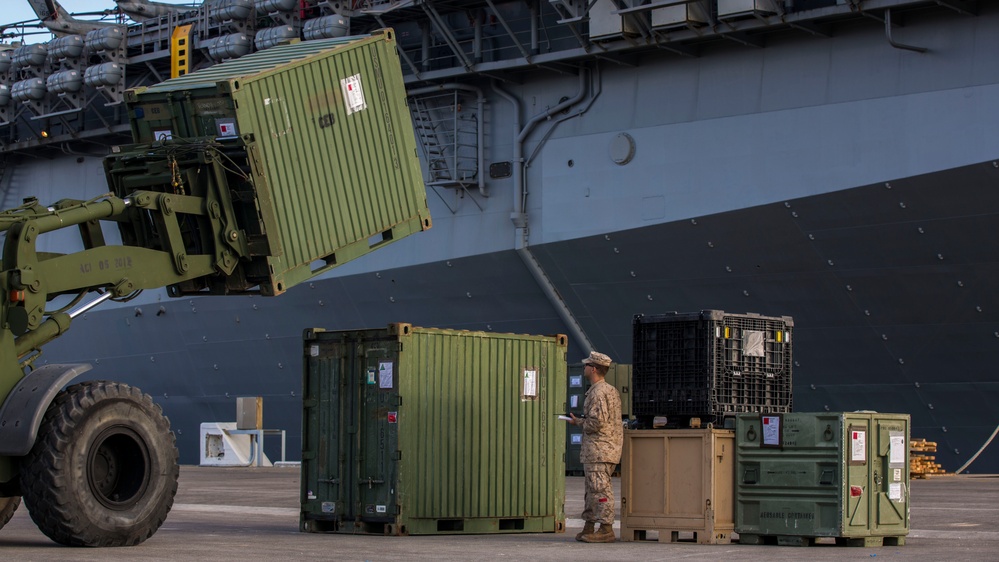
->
[300,324,568,535]
[735,412,910,547]
[106,31,430,296]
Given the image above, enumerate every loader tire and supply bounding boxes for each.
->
[0,496,20,530]
[20,381,178,547]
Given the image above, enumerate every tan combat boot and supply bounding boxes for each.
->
[581,523,615,543]
[575,521,595,542]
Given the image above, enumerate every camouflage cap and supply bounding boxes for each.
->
[581,351,612,367]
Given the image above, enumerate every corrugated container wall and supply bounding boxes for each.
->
[735,412,910,547]
[301,324,567,535]
[111,31,430,296]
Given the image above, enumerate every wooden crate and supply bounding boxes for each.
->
[620,428,734,544]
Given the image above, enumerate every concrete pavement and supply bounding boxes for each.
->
[1,467,996,561]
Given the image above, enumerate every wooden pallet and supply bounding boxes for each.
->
[620,524,733,544]
[738,533,906,547]
[910,438,947,478]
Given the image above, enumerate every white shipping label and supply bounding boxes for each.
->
[851,430,867,463]
[570,395,579,408]
[571,434,582,445]
[340,74,367,115]
[888,483,903,502]
[310,345,319,357]
[379,361,393,389]
[569,375,583,388]
[376,505,387,513]
[890,434,905,465]
[894,468,902,482]
[523,369,538,397]
[153,129,173,141]
[263,96,292,138]
[744,330,766,357]
[762,415,781,446]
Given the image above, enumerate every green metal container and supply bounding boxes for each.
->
[110,31,430,296]
[565,363,632,475]
[300,323,567,535]
[735,412,910,546]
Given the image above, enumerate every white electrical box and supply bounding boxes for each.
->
[717,0,780,20]
[589,0,639,40]
[651,0,710,29]
[199,422,273,467]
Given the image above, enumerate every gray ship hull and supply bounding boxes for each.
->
[3,1,997,472]
[36,156,999,472]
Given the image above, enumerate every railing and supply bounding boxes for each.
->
[409,90,479,191]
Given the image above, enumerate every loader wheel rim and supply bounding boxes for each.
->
[87,425,151,511]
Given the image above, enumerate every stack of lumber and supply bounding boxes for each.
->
[910,438,946,478]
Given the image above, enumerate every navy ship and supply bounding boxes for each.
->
[1,0,996,472]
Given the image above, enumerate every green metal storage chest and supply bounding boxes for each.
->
[735,412,910,546]
[300,323,567,535]
[566,363,631,475]
[109,31,430,297]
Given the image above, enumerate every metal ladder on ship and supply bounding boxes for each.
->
[408,91,481,213]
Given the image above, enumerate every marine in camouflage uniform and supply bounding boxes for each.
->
[570,351,622,543]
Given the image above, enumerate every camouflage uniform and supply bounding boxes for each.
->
[580,378,623,526]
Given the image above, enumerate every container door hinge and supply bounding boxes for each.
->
[394,450,402,460]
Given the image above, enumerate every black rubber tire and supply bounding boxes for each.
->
[20,381,178,547]
[0,496,20,530]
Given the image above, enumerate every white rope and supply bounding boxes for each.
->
[955,423,999,474]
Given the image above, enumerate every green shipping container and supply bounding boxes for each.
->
[565,363,632,475]
[108,31,430,296]
[735,412,910,546]
[300,324,567,535]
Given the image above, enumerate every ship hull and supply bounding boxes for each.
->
[3,1,998,472]
[34,157,999,471]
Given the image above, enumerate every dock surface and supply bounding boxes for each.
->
[1,467,996,560]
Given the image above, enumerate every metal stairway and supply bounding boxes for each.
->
[408,90,480,212]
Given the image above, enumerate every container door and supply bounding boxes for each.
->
[843,416,872,534]
[355,342,400,522]
[302,337,351,527]
[872,416,909,534]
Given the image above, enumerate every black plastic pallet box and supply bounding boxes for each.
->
[632,310,793,427]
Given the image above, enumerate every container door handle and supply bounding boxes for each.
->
[360,477,385,489]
